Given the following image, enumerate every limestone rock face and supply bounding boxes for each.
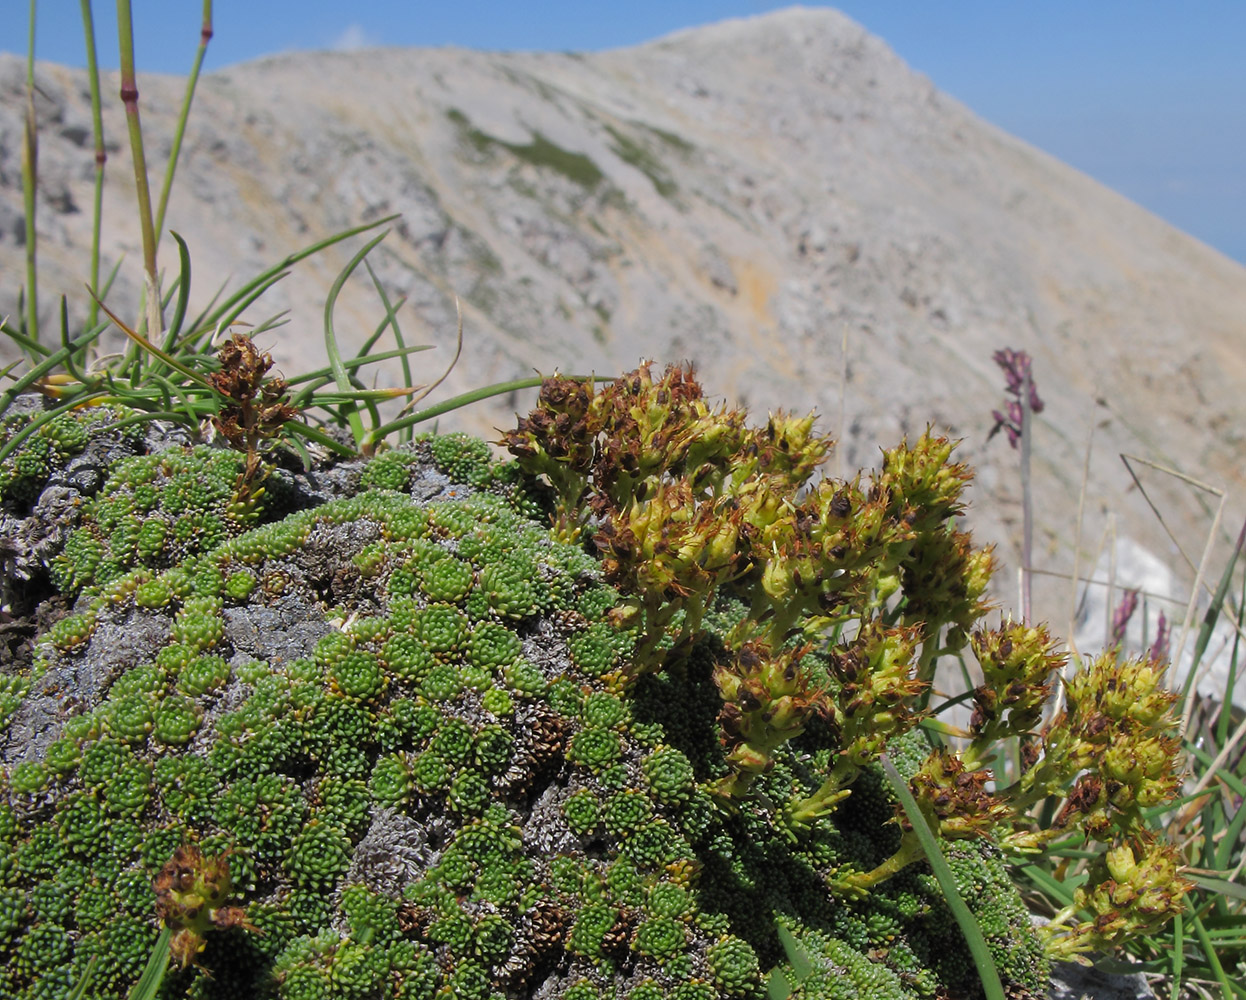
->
[2,7,1243,638]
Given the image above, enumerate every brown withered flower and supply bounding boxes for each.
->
[153,842,256,971]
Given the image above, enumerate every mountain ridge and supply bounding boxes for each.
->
[1,6,1242,645]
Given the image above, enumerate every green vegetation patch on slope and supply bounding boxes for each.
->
[446,108,605,189]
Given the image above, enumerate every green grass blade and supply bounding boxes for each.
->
[286,344,435,398]
[21,0,38,347]
[0,328,109,419]
[358,283,405,359]
[59,296,97,387]
[324,230,392,448]
[1169,912,1184,1000]
[213,271,293,336]
[0,318,53,357]
[776,922,814,982]
[248,311,291,338]
[1215,569,1244,747]
[282,420,360,458]
[78,0,106,330]
[1189,876,1246,903]
[365,261,415,442]
[183,276,229,338]
[94,296,216,392]
[362,374,611,451]
[195,215,398,334]
[1185,744,1246,797]
[153,1,212,246]
[1190,909,1236,1000]
[66,955,98,1000]
[880,754,1006,1000]
[165,231,193,347]
[1214,782,1246,873]
[765,970,794,1000]
[116,0,164,339]
[1181,517,1244,707]
[125,926,171,1000]
[281,431,315,470]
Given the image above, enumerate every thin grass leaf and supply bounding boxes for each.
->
[1170,913,1184,1000]
[115,0,164,340]
[361,260,418,443]
[94,295,217,392]
[99,254,125,303]
[1213,787,1246,875]
[116,273,193,382]
[765,970,794,1000]
[286,344,434,399]
[66,955,98,1000]
[58,296,98,388]
[199,271,292,347]
[282,431,315,470]
[165,232,193,347]
[1215,570,1244,748]
[395,294,463,418]
[1190,909,1236,1000]
[1189,876,1246,904]
[1019,863,1079,907]
[761,925,819,1000]
[183,276,229,339]
[358,284,406,359]
[0,320,52,357]
[917,717,970,740]
[281,420,360,458]
[78,0,106,330]
[131,370,211,428]
[880,754,1006,1000]
[0,331,110,427]
[248,311,291,338]
[126,926,171,1000]
[153,1,212,246]
[109,407,210,434]
[776,921,814,982]
[1184,745,1246,798]
[21,0,38,347]
[362,374,617,452]
[323,230,392,447]
[192,215,398,334]
[1181,517,1245,725]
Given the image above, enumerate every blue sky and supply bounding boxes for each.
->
[6,2,1245,264]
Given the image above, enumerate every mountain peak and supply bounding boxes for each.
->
[2,12,1242,632]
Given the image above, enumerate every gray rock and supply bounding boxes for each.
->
[1048,960,1156,1000]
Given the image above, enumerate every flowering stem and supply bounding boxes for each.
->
[79,0,107,332]
[784,758,859,830]
[116,0,163,342]
[21,0,38,347]
[1020,370,1034,620]
[837,829,925,892]
[154,1,213,256]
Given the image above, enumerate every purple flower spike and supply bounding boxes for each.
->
[988,348,1044,449]
[1147,611,1170,665]
[1110,588,1139,645]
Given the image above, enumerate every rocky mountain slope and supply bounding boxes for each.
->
[2,6,1243,655]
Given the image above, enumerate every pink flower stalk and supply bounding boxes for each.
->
[988,348,1045,450]
[1110,589,1139,646]
[1147,611,1170,665]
